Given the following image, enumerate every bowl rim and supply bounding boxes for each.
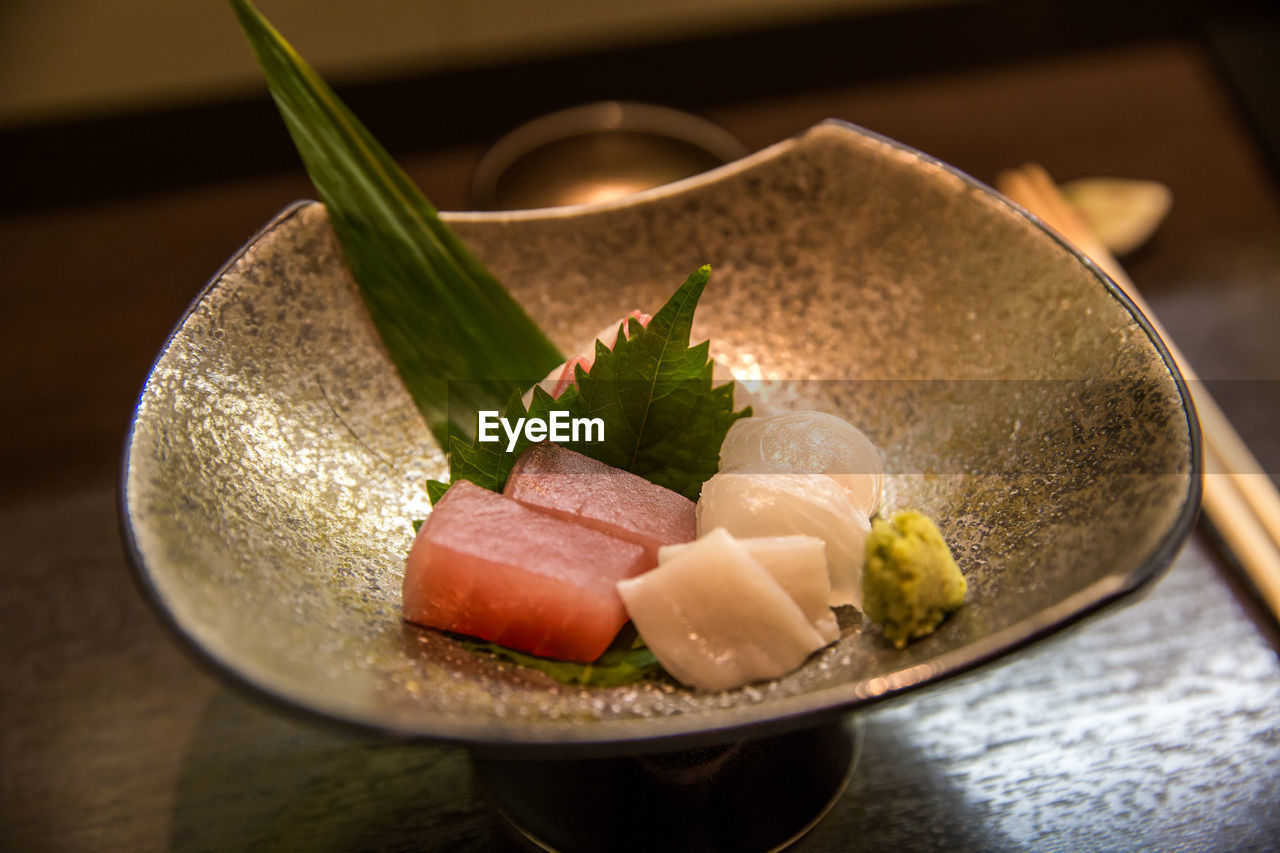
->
[119,119,1202,754]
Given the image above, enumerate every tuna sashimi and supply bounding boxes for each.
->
[504,443,696,562]
[403,480,650,662]
[617,528,828,691]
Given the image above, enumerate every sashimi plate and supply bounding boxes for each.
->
[122,120,1199,754]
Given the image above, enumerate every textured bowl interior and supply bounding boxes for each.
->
[123,121,1197,753]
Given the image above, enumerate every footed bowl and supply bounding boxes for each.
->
[122,120,1199,756]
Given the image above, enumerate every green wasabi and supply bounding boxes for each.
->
[862,511,966,648]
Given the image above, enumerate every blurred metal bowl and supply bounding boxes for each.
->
[470,101,749,210]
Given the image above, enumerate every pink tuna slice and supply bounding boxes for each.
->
[549,356,591,399]
[403,480,650,662]
[504,443,696,563]
[530,311,653,403]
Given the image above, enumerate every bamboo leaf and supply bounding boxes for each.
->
[230,0,563,445]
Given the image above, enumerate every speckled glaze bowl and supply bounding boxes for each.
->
[122,120,1199,754]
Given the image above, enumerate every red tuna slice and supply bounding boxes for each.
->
[503,443,696,563]
[403,480,650,662]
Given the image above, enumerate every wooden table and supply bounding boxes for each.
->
[3,11,1278,851]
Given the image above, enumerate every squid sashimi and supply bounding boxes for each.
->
[403,480,649,662]
[719,410,883,516]
[616,528,828,691]
[659,533,838,642]
[504,443,695,563]
[697,470,871,608]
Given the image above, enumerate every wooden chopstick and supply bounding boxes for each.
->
[995,163,1280,619]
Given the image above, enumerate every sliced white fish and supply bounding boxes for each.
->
[659,533,838,642]
[617,528,827,691]
[719,410,883,516]
[697,470,870,608]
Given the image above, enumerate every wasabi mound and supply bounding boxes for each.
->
[862,511,966,648]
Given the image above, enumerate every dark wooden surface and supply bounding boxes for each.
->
[3,26,1280,853]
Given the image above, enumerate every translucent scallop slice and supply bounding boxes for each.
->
[617,528,828,691]
[697,470,871,608]
[659,533,838,642]
[718,410,883,516]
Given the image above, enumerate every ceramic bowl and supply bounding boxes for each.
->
[122,120,1199,755]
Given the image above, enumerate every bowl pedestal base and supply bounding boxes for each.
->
[472,715,860,852]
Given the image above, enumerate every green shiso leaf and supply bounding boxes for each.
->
[230,0,562,445]
[440,265,750,501]
[424,479,451,507]
[569,265,750,500]
[451,625,662,687]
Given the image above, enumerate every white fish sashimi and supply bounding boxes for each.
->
[617,529,827,691]
[719,410,883,516]
[697,471,871,608]
[659,533,839,643]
